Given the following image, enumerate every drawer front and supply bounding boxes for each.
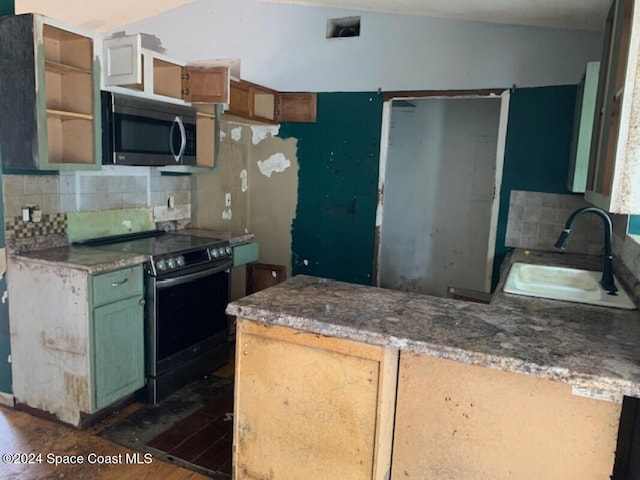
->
[92,265,143,306]
[233,242,259,267]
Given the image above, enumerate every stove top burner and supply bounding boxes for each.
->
[77,230,232,276]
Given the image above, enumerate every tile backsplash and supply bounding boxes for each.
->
[506,191,603,255]
[506,189,640,293]
[2,166,193,252]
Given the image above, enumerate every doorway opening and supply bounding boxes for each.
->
[375,90,510,297]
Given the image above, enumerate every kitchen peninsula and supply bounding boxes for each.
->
[226,253,640,479]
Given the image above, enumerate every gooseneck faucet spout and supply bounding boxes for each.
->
[554,207,617,295]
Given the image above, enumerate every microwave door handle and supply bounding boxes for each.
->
[170,116,187,163]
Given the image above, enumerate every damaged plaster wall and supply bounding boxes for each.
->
[192,119,250,235]
[192,118,298,275]
[248,128,298,274]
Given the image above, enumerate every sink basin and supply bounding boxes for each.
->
[503,262,636,309]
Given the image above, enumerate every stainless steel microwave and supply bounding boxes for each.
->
[101,91,197,166]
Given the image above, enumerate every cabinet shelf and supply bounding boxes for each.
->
[47,108,93,120]
[45,60,91,75]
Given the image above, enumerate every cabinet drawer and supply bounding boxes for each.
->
[233,242,259,267]
[92,265,143,306]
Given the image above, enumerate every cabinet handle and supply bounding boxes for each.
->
[110,278,128,287]
[138,298,146,306]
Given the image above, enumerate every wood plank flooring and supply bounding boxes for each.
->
[147,386,234,476]
[0,404,210,480]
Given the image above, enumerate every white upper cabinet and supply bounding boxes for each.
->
[103,34,142,86]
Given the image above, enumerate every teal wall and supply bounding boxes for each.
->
[0,146,11,393]
[0,0,13,16]
[629,216,640,235]
[493,85,579,287]
[279,92,383,285]
[0,0,12,393]
[280,87,578,290]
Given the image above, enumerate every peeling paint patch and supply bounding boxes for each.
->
[257,153,291,178]
[220,130,227,140]
[251,124,280,145]
[231,127,242,142]
[1,291,6,304]
[222,208,233,220]
[121,220,133,231]
[240,169,248,192]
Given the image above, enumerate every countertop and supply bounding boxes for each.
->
[7,228,256,274]
[227,251,640,401]
[174,228,255,246]
[8,245,148,275]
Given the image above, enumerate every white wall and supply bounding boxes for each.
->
[116,0,603,92]
[379,97,501,297]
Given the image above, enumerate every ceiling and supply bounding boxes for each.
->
[15,0,610,33]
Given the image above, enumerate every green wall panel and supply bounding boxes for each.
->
[0,0,14,16]
[280,92,383,285]
[493,85,579,288]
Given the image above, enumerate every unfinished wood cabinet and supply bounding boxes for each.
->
[227,79,317,123]
[0,14,100,170]
[234,320,397,480]
[586,0,640,213]
[391,353,622,479]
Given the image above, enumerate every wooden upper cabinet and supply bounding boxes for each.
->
[278,92,318,122]
[228,79,317,123]
[103,34,230,105]
[586,0,640,213]
[183,66,229,103]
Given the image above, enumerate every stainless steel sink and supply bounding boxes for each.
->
[503,262,636,309]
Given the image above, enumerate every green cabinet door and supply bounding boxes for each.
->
[91,265,144,412]
[92,293,145,411]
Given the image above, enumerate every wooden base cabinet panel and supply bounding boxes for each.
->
[233,320,398,480]
[391,353,622,480]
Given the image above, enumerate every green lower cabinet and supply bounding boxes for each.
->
[233,242,259,267]
[90,265,145,411]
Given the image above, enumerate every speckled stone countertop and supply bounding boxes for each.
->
[175,228,255,246]
[8,246,148,275]
[227,254,640,400]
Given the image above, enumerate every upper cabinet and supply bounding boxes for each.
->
[568,62,600,193]
[103,34,230,105]
[586,0,640,213]
[0,14,101,170]
[228,79,317,123]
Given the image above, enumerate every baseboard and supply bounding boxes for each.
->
[0,392,15,408]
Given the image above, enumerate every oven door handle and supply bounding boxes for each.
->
[155,262,231,288]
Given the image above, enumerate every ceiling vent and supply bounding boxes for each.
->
[326,16,361,39]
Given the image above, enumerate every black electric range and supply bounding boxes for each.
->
[78,230,233,404]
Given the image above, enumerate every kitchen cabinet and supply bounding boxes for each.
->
[90,267,145,410]
[228,78,317,123]
[0,13,101,170]
[8,256,145,427]
[103,34,230,105]
[568,61,600,192]
[234,320,397,480]
[392,353,621,480]
[104,34,227,171]
[586,0,640,213]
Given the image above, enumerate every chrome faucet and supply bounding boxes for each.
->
[554,207,617,295]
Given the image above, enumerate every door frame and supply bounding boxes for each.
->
[373,89,511,293]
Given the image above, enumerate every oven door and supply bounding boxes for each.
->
[147,264,230,380]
